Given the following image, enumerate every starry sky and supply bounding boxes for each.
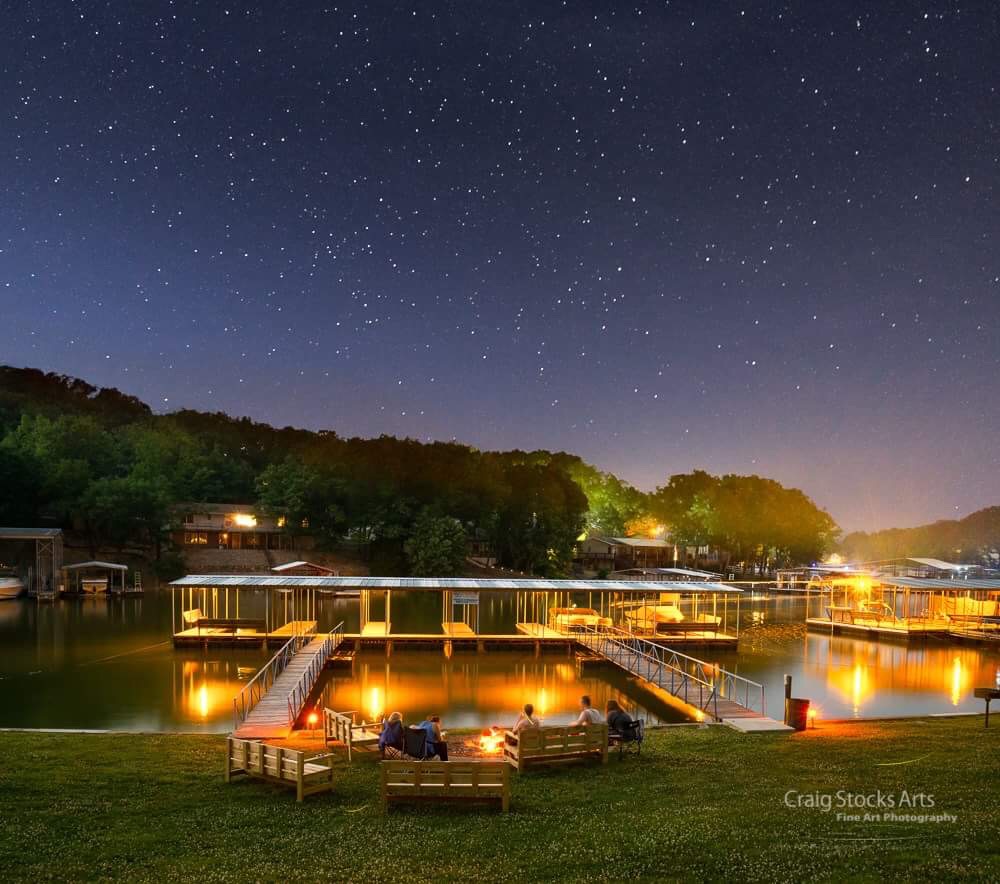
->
[2,2,997,532]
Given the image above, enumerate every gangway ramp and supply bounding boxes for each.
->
[571,626,787,729]
[233,624,344,739]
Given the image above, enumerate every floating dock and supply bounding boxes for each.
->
[173,619,318,648]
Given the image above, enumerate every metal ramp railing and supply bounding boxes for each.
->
[573,625,765,721]
[287,623,345,727]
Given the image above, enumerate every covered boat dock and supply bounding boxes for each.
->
[805,573,1000,642]
[169,575,743,648]
[62,560,129,595]
[0,528,63,599]
[170,577,320,647]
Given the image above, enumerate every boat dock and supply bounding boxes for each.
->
[174,619,318,648]
[806,574,1000,644]
[167,574,776,733]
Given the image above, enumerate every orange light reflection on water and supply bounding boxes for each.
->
[814,638,991,717]
[177,659,251,723]
[321,652,637,727]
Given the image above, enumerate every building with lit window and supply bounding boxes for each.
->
[169,503,311,551]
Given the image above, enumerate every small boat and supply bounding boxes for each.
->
[0,573,25,600]
[80,576,109,594]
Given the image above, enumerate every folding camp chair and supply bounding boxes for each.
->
[614,719,644,757]
[402,726,428,760]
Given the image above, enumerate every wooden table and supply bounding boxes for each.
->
[973,687,1000,727]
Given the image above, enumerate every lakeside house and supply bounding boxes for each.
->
[576,535,722,574]
[169,503,313,552]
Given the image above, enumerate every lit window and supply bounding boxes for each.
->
[300,517,310,529]
[277,516,286,528]
[184,532,208,545]
[232,513,257,528]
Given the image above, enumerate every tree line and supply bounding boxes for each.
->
[841,507,1000,565]
[0,366,839,576]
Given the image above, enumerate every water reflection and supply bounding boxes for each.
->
[175,658,253,725]
[1,591,999,731]
[317,650,688,728]
[723,601,1000,719]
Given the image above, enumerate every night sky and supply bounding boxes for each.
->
[2,2,997,532]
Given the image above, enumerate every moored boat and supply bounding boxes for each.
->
[0,573,26,600]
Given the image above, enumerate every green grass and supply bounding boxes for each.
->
[1,719,998,882]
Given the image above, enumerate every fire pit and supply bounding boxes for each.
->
[478,726,505,755]
[452,726,507,758]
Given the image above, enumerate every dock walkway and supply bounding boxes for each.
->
[233,625,344,740]
[571,626,785,728]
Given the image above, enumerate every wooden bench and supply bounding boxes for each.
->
[323,708,381,761]
[225,737,334,802]
[380,760,510,812]
[503,724,608,771]
[654,619,720,635]
[197,618,266,634]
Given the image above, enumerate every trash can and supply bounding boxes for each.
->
[785,697,810,731]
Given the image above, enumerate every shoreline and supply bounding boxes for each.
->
[0,709,989,738]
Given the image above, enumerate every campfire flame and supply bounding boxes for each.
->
[479,727,504,755]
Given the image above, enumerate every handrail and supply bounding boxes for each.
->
[573,624,766,720]
[232,631,313,730]
[286,622,345,728]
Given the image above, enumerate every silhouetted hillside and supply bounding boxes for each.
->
[840,507,1000,565]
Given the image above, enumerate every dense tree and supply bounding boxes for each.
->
[651,471,838,572]
[255,458,348,546]
[0,445,44,525]
[404,511,468,576]
[0,364,842,575]
[80,475,170,555]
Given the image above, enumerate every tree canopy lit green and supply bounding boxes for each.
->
[0,366,840,575]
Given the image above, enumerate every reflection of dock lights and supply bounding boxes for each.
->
[368,686,383,721]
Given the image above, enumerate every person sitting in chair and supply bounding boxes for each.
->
[605,698,634,737]
[417,714,448,760]
[511,703,540,734]
[379,712,405,759]
[573,694,604,726]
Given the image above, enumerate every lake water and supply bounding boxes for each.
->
[0,590,997,731]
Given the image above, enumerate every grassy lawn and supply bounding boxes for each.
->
[1,718,998,882]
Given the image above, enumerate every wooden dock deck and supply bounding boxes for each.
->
[805,617,950,640]
[345,630,576,651]
[515,622,566,638]
[173,620,317,648]
[442,621,476,637]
